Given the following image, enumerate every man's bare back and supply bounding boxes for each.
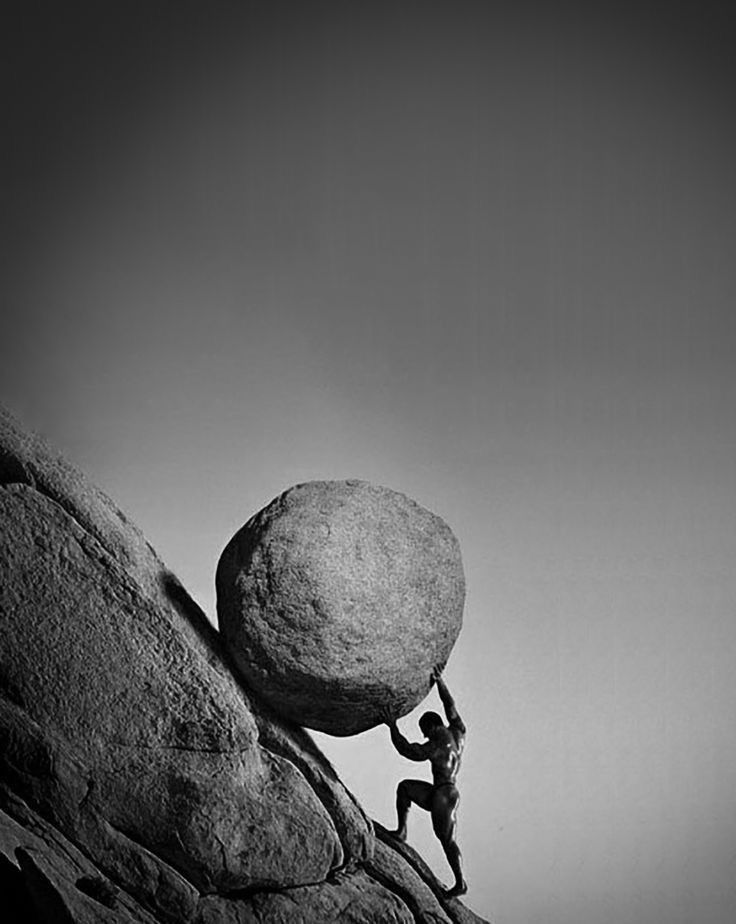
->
[424,722,463,785]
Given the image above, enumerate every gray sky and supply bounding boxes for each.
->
[3,4,736,921]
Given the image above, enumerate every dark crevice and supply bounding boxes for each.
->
[77,778,94,812]
[75,874,119,908]
[0,448,35,488]
[15,847,77,924]
[0,669,26,709]
[1,786,85,877]
[0,852,43,924]
[218,872,328,901]
[361,865,428,924]
[210,859,434,923]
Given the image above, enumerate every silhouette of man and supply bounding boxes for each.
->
[382,666,467,897]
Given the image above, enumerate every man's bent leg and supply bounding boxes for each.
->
[393,779,433,841]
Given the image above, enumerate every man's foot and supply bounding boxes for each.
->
[388,828,407,842]
[444,880,468,899]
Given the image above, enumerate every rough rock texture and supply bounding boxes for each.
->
[216,480,465,736]
[0,407,487,924]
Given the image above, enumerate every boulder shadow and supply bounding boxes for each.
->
[158,570,337,767]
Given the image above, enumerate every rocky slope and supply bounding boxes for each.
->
[0,408,488,923]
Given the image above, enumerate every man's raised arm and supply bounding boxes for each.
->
[381,708,428,761]
[433,667,466,737]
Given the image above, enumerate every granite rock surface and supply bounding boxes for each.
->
[216,480,465,735]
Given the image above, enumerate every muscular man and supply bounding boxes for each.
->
[382,667,467,898]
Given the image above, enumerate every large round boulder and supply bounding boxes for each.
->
[216,480,465,736]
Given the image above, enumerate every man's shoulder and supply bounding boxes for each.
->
[437,725,464,748]
[448,723,466,748]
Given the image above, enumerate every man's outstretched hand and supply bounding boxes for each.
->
[380,705,397,726]
[431,663,445,686]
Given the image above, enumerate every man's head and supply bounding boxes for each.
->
[419,710,444,739]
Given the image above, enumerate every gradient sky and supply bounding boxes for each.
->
[2,4,736,922]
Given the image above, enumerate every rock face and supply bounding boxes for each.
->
[216,480,465,736]
[0,407,487,924]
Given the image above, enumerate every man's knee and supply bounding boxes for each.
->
[396,780,411,808]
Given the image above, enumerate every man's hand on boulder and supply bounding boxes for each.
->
[380,705,397,726]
